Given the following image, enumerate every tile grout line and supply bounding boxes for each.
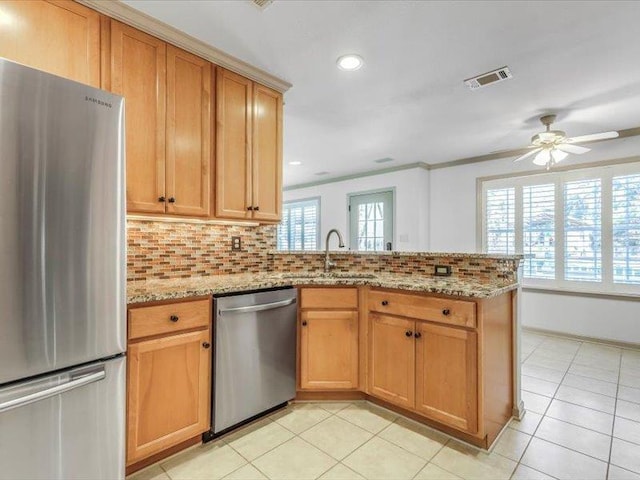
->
[605,350,624,479]
[510,338,583,479]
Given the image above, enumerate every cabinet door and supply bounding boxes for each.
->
[0,1,100,87]
[300,310,358,390]
[215,68,252,219]
[166,46,211,216]
[368,313,415,409]
[251,83,282,221]
[415,322,478,433]
[111,21,166,214]
[127,329,211,464]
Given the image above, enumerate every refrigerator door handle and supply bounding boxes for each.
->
[0,367,106,414]
[218,297,297,315]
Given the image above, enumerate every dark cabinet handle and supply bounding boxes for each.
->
[381,300,389,306]
[302,320,308,326]
[405,330,412,337]
[202,342,210,349]
[414,332,422,339]
[442,309,451,316]
[254,206,259,211]
[170,315,179,322]
[158,196,166,202]
[168,197,176,203]
[247,206,254,211]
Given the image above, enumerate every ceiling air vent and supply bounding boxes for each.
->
[464,66,512,91]
[251,0,274,10]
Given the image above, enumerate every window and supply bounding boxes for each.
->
[481,162,640,293]
[348,190,394,251]
[486,187,515,254]
[277,198,320,251]
[613,174,640,284]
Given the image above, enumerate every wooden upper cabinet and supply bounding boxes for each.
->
[251,84,283,221]
[216,68,252,219]
[0,0,100,86]
[166,46,211,216]
[216,68,283,221]
[300,310,359,390]
[127,328,211,465]
[368,313,415,409]
[110,20,166,214]
[415,322,478,433]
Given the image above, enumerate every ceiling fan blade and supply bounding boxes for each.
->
[567,131,619,143]
[556,144,591,155]
[513,148,542,163]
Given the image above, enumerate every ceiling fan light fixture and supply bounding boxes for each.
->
[533,149,551,166]
[551,149,569,163]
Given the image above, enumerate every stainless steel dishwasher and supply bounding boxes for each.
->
[204,287,297,440]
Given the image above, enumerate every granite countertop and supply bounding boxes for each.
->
[270,250,524,261]
[127,272,519,304]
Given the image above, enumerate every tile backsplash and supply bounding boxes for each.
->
[127,220,520,283]
[127,219,276,282]
[269,251,521,283]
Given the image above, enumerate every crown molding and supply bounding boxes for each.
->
[77,0,292,93]
[284,162,429,191]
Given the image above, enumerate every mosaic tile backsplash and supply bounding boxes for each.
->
[127,220,276,282]
[269,252,521,283]
[127,219,520,283]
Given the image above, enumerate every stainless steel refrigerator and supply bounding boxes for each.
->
[0,58,126,480]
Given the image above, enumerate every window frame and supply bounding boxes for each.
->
[277,196,321,251]
[479,161,640,295]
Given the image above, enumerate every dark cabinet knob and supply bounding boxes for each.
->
[405,330,412,337]
[381,300,389,306]
[442,309,451,316]
[302,320,308,326]
[414,332,422,339]
[158,196,166,202]
[254,206,260,211]
[247,206,254,211]
[202,342,211,349]
[170,315,179,322]
[168,197,176,203]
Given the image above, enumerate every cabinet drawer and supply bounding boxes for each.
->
[300,288,358,310]
[369,290,476,328]
[129,299,210,340]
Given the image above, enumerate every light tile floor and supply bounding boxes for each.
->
[130,331,640,480]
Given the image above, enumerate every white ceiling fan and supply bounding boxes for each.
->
[513,114,619,169]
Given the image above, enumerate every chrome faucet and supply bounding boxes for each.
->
[324,229,345,273]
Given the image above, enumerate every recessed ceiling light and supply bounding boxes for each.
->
[288,161,302,166]
[336,54,363,71]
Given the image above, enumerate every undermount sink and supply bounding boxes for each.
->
[282,272,376,280]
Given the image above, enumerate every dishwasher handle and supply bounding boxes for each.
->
[218,297,297,315]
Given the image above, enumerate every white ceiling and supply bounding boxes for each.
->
[123,0,640,187]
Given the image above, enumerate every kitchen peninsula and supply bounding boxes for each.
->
[127,249,524,467]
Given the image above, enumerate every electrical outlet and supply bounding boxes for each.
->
[231,236,242,251]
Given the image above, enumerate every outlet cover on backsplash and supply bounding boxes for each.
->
[231,236,242,251]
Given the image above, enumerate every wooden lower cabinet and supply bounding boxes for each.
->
[367,313,415,409]
[415,322,478,433]
[300,310,358,390]
[127,299,212,466]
